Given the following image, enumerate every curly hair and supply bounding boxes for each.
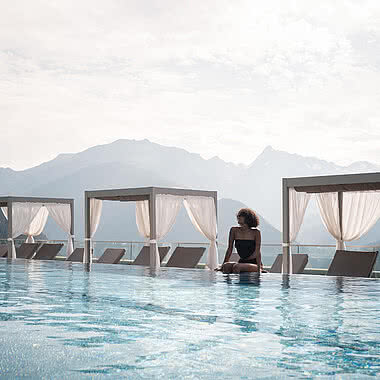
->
[236,208,259,228]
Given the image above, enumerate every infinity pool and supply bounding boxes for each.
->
[0,259,379,379]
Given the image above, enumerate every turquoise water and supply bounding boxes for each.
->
[0,259,379,379]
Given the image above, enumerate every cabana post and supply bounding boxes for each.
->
[7,202,13,259]
[84,195,90,264]
[282,180,290,274]
[149,188,157,269]
[282,172,380,274]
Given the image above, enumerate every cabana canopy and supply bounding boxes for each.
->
[282,172,380,274]
[0,196,75,259]
[84,187,218,269]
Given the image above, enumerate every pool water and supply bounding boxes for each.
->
[0,259,379,379]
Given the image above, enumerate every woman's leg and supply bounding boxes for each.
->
[221,262,235,274]
[232,263,259,273]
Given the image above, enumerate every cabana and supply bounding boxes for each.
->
[0,196,75,259]
[84,187,218,269]
[282,172,380,274]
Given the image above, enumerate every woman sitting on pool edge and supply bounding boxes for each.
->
[217,208,264,274]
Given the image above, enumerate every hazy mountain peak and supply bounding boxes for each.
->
[250,145,342,173]
[263,145,274,152]
[207,155,238,167]
[249,145,280,167]
[344,161,380,173]
[250,145,380,174]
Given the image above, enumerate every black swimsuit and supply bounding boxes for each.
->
[235,239,257,264]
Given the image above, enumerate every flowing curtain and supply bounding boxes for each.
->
[286,188,311,274]
[45,204,73,256]
[2,206,49,242]
[1,207,7,219]
[183,196,218,270]
[136,195,182,269]
[316,192,343,249]
[85,199,103,263]
[342,191,380,242]
[156,195,182,238]
[5,203,43,258]
[24,206,49,243]
[136,200,150,243]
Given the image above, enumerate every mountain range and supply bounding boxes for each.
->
[0,139,379,246]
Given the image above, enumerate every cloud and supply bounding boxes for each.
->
[0,0,380,169]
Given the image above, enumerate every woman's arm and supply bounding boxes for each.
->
[222,227,235,264]
[255,229,262,273]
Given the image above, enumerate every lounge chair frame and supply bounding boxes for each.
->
[33,243,64,260]
[133,246,170,266]
[269,253,308,274]
[97,248,126,264]
[327,250,378,277]
[165,246,206,268]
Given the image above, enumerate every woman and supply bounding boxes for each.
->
[219,208,263,274]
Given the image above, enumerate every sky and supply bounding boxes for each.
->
[1,0,380,170]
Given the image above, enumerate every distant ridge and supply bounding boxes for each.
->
[0,138,379,244]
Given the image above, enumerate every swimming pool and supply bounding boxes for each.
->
[0,260,379,379]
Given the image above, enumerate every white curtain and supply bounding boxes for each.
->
[183,196,218,270]
[136,200,150,243]
[1,205,49,243]
[317,191,380,249]
[45,204,73,256]
[342,191,380,243]
[85,199,103,263]
[4,203,43,258]
[285,188,311,274]
[316,192,343,249]
[24,206,49,243]
[136,195,183,269]
[289,188,311,242]
[156,195,183,238]
[1,207,7,219]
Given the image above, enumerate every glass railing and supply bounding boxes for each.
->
[0,239,379,272]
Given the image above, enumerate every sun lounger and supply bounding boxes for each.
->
[270,254,309,274]
[96,248,125,264]
[33,243,64,260]
[66,248,84,262]
[17,243,42,259]
[0,245,8,257]
[165,246,206,268]
[132,246,171,266]
[327,250,378,277]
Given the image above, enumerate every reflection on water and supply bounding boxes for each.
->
[0,259,379,379]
